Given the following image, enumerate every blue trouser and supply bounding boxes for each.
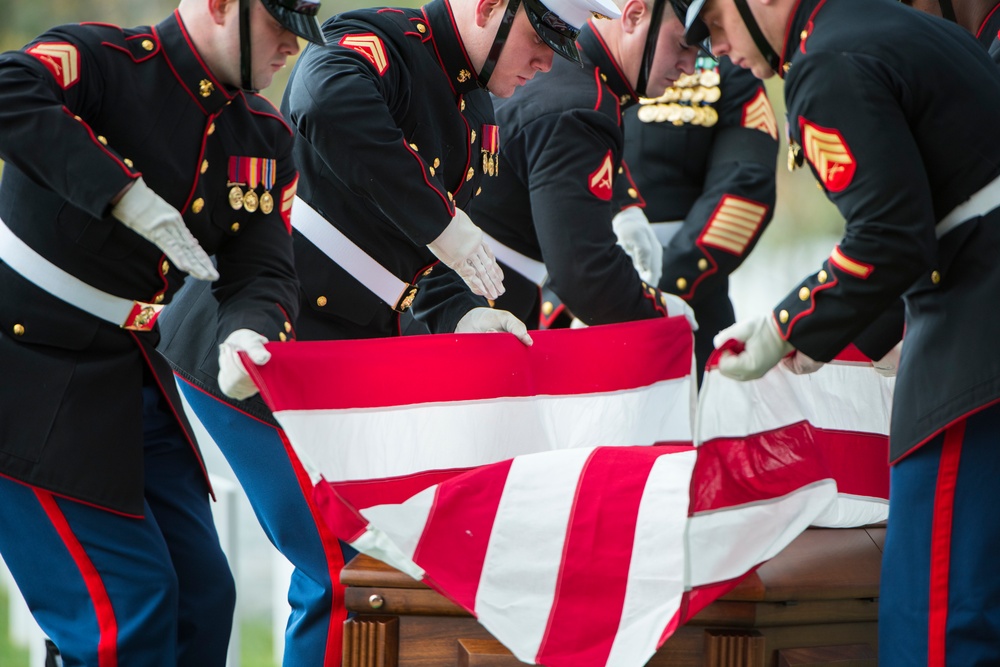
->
[177,378,353,667]
[0,385,235,666]
[880,402,1000,666]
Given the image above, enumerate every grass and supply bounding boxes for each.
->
[0,584,277,667]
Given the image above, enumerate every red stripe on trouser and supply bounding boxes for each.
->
[277,428,347,667]
[35,489,119,667]
[928,421,965,667]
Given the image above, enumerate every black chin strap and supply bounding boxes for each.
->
[478,0,522,90]
[239,0,255,91]
[733,0,780,72]
[938,0,956,21]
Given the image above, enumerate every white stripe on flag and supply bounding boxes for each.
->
[359,483,438,565]
[474,448,595,663]
[605,450,696,667]
[686,480,838,588]
[697,362,893,443]
[277,377,691,483]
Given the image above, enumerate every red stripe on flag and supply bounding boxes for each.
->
[413,459,514,612]
[691,423,834,513]
[535,447,666,667]
[251,317,692,411]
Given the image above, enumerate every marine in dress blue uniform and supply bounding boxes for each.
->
[0,0,321,663]
[677,0,1000,663]
[449,17,691,330]
[621,56,777,378]
[157,0,615,663]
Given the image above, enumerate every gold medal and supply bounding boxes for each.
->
[229,185,244,210]
[243,189,259,213]
[260,191,274,215]
[483,152,489,173]
[488,155,495,177]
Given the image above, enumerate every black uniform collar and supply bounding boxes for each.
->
[154,11,236,115]
[778,0,824,79]
[976,2,1000,49]
[578,22,639,108]
[422,0,482,95]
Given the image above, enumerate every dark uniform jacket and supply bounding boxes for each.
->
[0,12,299,515]
[287,0,490,340]
[775,0,1000,461]
[161,0,497,425]
[455,23,673,326]
[621,57,777,373]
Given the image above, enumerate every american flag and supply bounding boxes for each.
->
[245,317,891,667]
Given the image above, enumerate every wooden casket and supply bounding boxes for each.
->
[341,526,883,667]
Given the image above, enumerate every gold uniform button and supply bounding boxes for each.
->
[618,167,624,175]
[284,321,292,333]
[154,294,165,304]
[697,258,708,271]
[466,168,475,181]
[422,266,434,276]
[12,324,24,336]
[191,198,205,213]
[628,188,638,199]
[409,142,419,151]
[779,309,789,324]
[800,29,809,40]
[316,296,328,307]
[447,191,454,201]
[161,260,170,274]
[818,269,828,284]
[97,135,108,145]
[416,22,426,33]
[124,158,134,168]
[676,277,688,291]
[279,332,287,342]
[141,39,154,51]
[429,166,436,176]
[433,158,441,168]
[931,270,941,284]
[470,130,476,143]
[783,62,792,74]
[600,73,608,82]
[208,122,216,135]
[201,160,209,174]
[460,99,466,111]
[230,222,240,233]
[475,187,482,196]
[542,301,554,316]
[798,286,810,301]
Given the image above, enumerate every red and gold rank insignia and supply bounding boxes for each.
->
[588,151,614,201]
[339,34,389,76]
[280,174,298,234]
[800,118,856,192]
[741,89,777,140]
[26,42,80,89]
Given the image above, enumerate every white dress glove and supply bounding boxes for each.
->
[427,208,505,300]
[872,341,902,377]
[782,351,824,375]
[713,315,794,381]
[218,329,271,400]
[612,207,663,286]
[455,307,533,346]
[660,292,699,331]
[111,177,219,281]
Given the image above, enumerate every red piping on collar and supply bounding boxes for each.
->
[586,20,639,101]
[976,1,1000,38]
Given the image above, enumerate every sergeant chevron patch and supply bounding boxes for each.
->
[339,34,389,76]
[588,151,614,201]
[26,42,80,89]
[800,118,856,192]
[699,195,768,255]
[741,89,777,140]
